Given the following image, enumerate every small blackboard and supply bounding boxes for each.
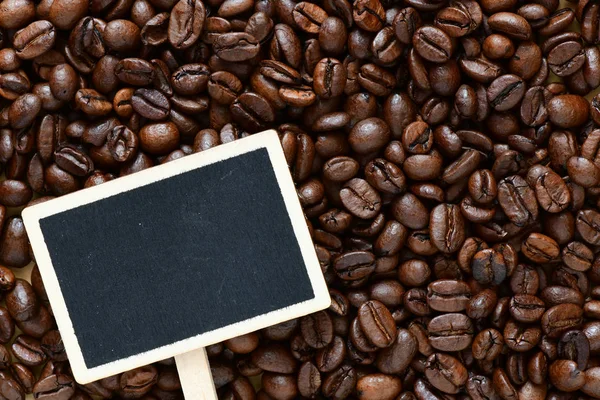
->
[23,130,329,385]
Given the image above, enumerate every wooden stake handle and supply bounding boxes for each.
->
[175,348,218,400]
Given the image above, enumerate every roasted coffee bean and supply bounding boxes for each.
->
[549,359,585,392]
[251,344,297,373]
[429,204,465,253]
[357,300,396,348]
[0,376,25,400]
[340,179,381,219]
[542,304,584,338]
[548,40,585,77]
[509,294,545,323]
[168,0,205,50]
[313,58,346,99]
[504,319,542,352]
[427,279,471,312]
[428,313,473,352]
[13,20,56,60]
[334,251,375,281]
[115,58,154,86]
[522,232,560,263]
[356,374,402,400]
[322,365,356,399]
[139,122,179,155]
[11,335,46,367]
[297,361,321,398]
[558,330,590,370]
[230,92,274,132]
[0,219,31,269]
[301,311,333,350]
[467,289,498,319]
[472,248,506,285]
[497,175,538,227]
[488,12,532,40]
[349,117,390,154]
[425,353,468,394]
[472,328,504,361]
[548,94,589,128]
[106,125,139,162]
[353,0,385,32]
[171,63,209,96]
[214,32,259,62]
[132,88,170,120]
[413,26,454,63]
[487,74,525,111]
[375,328,417,374]
[75,89,112,116]
[531,166,570,213]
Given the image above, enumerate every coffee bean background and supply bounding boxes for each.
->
[3,0,600,399]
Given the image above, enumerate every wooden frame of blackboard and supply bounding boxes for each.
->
[22,129,330,385]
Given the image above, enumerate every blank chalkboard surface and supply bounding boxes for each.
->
[23,130,329,384]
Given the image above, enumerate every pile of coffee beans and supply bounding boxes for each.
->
[3,0,600,398]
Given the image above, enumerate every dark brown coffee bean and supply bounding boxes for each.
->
[293,2,327,33]
[0,376,25,400]
[139,122,179,155]
[340,178,381,219]
[0,219,31,269]
[8,93,41,129]
[132,88,170,120]
[334,251,375,281]
[357,300,396,348]
[472,328,504,361]
[548,94,589,128]
[504,319,542,352]
[75,89,112,116]
[548,40,585,77]
[542,304,584,338]
[322,365,356,399]
[375,328,417,374]
[13,20,56,60]
[214,32,260,62]
[0,72,30,101]
[297,361,321,398]
[488,12,532,40]
[558,330,590,370]
[522,232,560,263]
[576,209,600,246]
[429,204,465,254]
[425,352,468,394]
[171,63,210,96]
[530,166,570,213]
[115,58,154,86]
[301,311,333,349]
[509,294,545,323]
[106,126,138,163]
[313,58,346,99]
[11,335,46,367]
[497,175,538,227]
[542,285,584,307]
[428,313,473,352]
[427,279,471,312]
[471,248,506,285]
[168,0,205,50]
[353,0,385,32]
[487,74,525,111]
[413,25,454,63]
[251,344,297,374]
[356,374,402,400]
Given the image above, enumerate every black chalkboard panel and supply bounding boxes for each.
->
[40,148,313,368]
[23,131,329,383]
